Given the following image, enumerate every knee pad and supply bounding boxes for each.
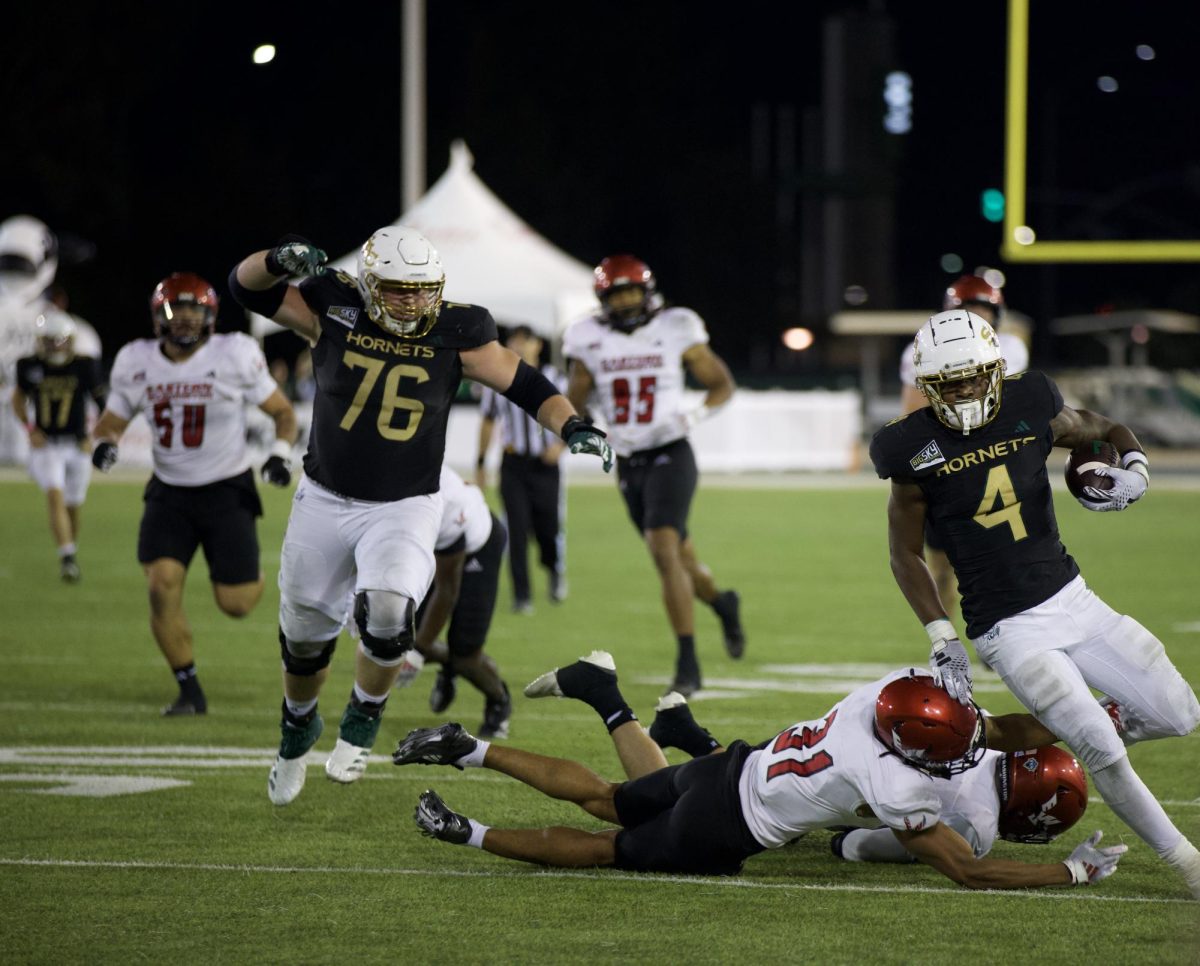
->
[353,591,415,667]
[278,627,337,677]
[1007,652,1125,772]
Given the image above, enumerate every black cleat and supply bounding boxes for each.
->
[429,666,457,714]
[60,555,81,583]
[161,695,206,717]
[649,691,718,756]
[414,789,472,844]
[392,722,478,769]
[713,590,745,659]
[478,683,512,740]
[668,657,702,698]
[524,650,617,699]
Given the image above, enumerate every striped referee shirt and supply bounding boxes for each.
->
[480,365,566,458]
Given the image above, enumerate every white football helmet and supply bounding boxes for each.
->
[35,308,77,366]
[0,215,58,303]
[356,226,445,338]
[912,310,1006,434]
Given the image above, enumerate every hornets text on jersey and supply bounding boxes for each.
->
[868,371,1079,638]
[16,354,106,438]
[298,271,498,501]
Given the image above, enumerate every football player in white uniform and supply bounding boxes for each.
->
[394,465,513,739]
[91,273,297,716]
[393,662,1123,890]
[897,275,1029,619]
[12,310,107,581]
[564,255,742,696]
[0,215,103,466]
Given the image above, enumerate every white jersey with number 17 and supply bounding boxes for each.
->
[106,333,277,486]
[562,308,709,457]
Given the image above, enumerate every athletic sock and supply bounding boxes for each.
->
[58,543,77,558]
[457,739,491,769]
[351,684,389,718]
[676,634,697,664]
[283,696,318,724]
[466,819,490,849]
[173,663,206,711]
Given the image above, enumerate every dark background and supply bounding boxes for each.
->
[3,0,1198,380]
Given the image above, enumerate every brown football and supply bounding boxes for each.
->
[1065,441,1120,500]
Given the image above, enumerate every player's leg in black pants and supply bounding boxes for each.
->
[499,454,534,611]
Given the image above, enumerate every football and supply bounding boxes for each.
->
[1064,440,1119,500]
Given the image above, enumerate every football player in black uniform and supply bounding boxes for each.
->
[229,228,613,806]
[870,308,1200,899]
[12,309,106,581]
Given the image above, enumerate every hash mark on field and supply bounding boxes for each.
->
[1,857,1191,905]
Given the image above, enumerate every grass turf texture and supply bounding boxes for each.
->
[1,476,1197,964]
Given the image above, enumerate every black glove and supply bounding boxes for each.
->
[264,236,328,278]
[260,454,292,487]
[92,441,118,471]
[560,416,614,473]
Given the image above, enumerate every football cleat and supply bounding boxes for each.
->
[548,573,568,604]
[429,665,457,714]
[268,712,323,806]
[414,789,472,844]
[649,690,718,756]
[161,695,206,717]
[325,704,381,783]
[59,555,81,584]
[713,590,745,659]
[512,599,535,616]
[392,722,478,769]
[524,650,617,699]
[668,655,702,699]
[478,684,512,740]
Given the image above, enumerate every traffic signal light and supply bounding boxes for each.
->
[981,188,1005,223]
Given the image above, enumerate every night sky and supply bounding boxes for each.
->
[3,1,1198,377]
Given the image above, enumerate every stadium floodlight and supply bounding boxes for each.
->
[1003,0,1200,262]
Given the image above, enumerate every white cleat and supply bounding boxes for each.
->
[654,690,688,713]
[268,755,308,806]
[325,738,371,783]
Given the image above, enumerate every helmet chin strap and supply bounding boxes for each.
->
[952,400,984,435]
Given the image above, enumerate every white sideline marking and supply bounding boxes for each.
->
[1173,622,1200,633]
[0,857,1191,905]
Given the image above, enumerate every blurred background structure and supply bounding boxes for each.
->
[3,0,1199,468]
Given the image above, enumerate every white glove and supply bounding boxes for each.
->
[1063,830,1128,885]
[1078,452,1148,512]
[393,649,426,688]
[926,619,973,705]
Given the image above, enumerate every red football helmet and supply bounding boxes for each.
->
[996,746,1088,844]
[874,674,985,777]
[151,272,218,348]
[943,275,1004,320]
[594,254,662,331]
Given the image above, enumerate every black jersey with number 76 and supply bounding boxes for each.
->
[869,371,1080,639]
[298,271,498,502]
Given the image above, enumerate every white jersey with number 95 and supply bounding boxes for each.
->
[562,308,709,457]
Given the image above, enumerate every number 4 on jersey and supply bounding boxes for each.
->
[974,464,1028,541]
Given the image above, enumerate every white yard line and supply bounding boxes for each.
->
[0,856,1191,905]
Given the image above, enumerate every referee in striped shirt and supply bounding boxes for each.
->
[477,325,567,614]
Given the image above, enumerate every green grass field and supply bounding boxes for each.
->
[1,474,1198,964]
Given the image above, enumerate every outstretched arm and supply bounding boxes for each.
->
[230,242,325,344]
[894,822,1123,890]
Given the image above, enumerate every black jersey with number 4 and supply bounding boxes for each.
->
[869,370,1080,639]
[16,354,106,439]
[298,271,498,501]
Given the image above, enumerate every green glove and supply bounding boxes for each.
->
[265,238,328,278]
[561,416,614,473]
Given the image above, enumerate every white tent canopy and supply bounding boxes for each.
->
[251,140,597,340]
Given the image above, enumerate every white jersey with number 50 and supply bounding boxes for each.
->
[737,669,948,849]
[562,308,709,457]
[106,333,277,486]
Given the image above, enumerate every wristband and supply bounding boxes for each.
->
[924,618,956,646]
[1120,449,1149,483]
[270,439,293,460]
[264,249,288,277]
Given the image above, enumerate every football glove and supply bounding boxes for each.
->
[260,441,293,487]
[561,416,614,473]
[1063,830,1127,885]
[926,619,973,706]
[265,237,328,278]
[92,440,118,472]
[1078,464,1148,513]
